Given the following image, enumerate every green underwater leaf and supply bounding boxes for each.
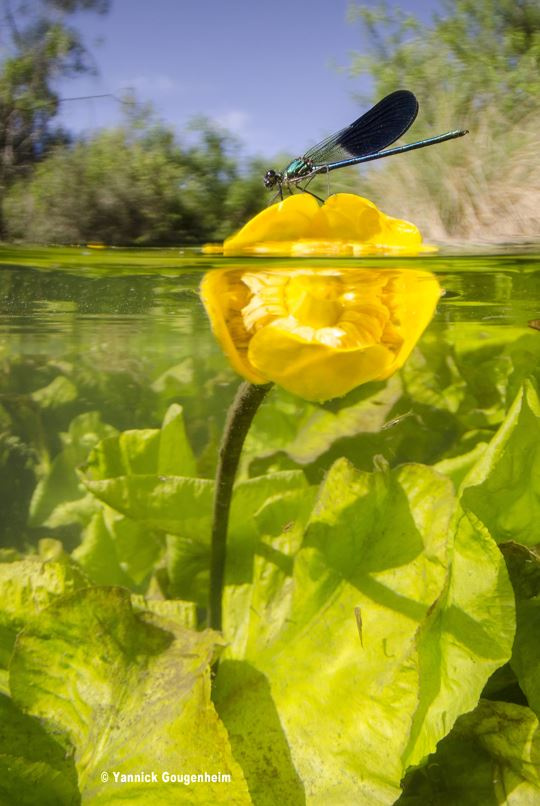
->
[405,508,515,767]
[214,458,514,805]
[83,473,214,538]
[72,510,145,588]
[0,693,79,806]
[29,411,117,528]
[158,402,198,477]
[0,556,87,668]
[461,380,540,545]
[10,587,251,804]
[498,331,540,407]
[31,375,78,412]
[502,542,540,718]
[272,377,402,466]
[401,332,467,415]
[399,700,540,804]
[166,470,310,604]
[84,403,197,479]
[80,404,211,550]
[433,440,489,490]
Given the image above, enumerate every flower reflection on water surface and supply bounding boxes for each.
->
[201,265,441,402]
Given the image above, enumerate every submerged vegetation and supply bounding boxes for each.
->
[1,256,540,801]
[0,0,538,245]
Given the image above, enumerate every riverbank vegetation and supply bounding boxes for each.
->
[346,0,540,242]
[3,117,268,245]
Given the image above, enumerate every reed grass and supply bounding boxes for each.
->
[357,102,540,244]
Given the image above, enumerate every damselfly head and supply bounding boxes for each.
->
[264,169,281,189]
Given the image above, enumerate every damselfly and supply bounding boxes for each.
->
[264,90,468,201]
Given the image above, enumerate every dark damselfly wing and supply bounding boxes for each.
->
[303,90,419,167]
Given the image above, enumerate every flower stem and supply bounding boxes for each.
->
[209,381,273,632]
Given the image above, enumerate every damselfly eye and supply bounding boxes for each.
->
[264,170,277,189]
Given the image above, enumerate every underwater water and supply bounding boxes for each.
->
[1,245,539,550]
[1,244,540,804]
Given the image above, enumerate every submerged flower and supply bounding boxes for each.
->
[209,193,430,257]
[201,266,441,402]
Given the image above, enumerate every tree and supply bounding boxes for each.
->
[347,0,540,126]
[3,115,268,245]
[0,0,110,233]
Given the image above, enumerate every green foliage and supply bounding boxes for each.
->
[0,372,534,800]
[349,0,540,112]
[346,0,540,240]
[8,586,248,802]
[0,0,110,195]
[502,543,540,718]
[214,459,513,803]
[399,700,540,803]
[0,693,80,805]
[3,118,268,245]
[461,380,540,544]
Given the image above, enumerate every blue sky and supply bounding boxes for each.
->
[55,0,439,161]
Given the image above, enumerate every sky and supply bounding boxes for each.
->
[55,0,440,162]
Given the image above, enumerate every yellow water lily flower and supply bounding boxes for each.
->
[209,193,430,256]
[200,266,441,402]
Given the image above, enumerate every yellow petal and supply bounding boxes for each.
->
[374,269,442,379]
[223,193,426,256]
[224,195,321,254]
[248,325,395,401]
[316,193,383,240]
[200,266,441,402]
[199,269,268,384]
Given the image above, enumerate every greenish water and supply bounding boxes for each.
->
[2,245,540,804]
[1,246,539,371]
[0,245,539,551]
